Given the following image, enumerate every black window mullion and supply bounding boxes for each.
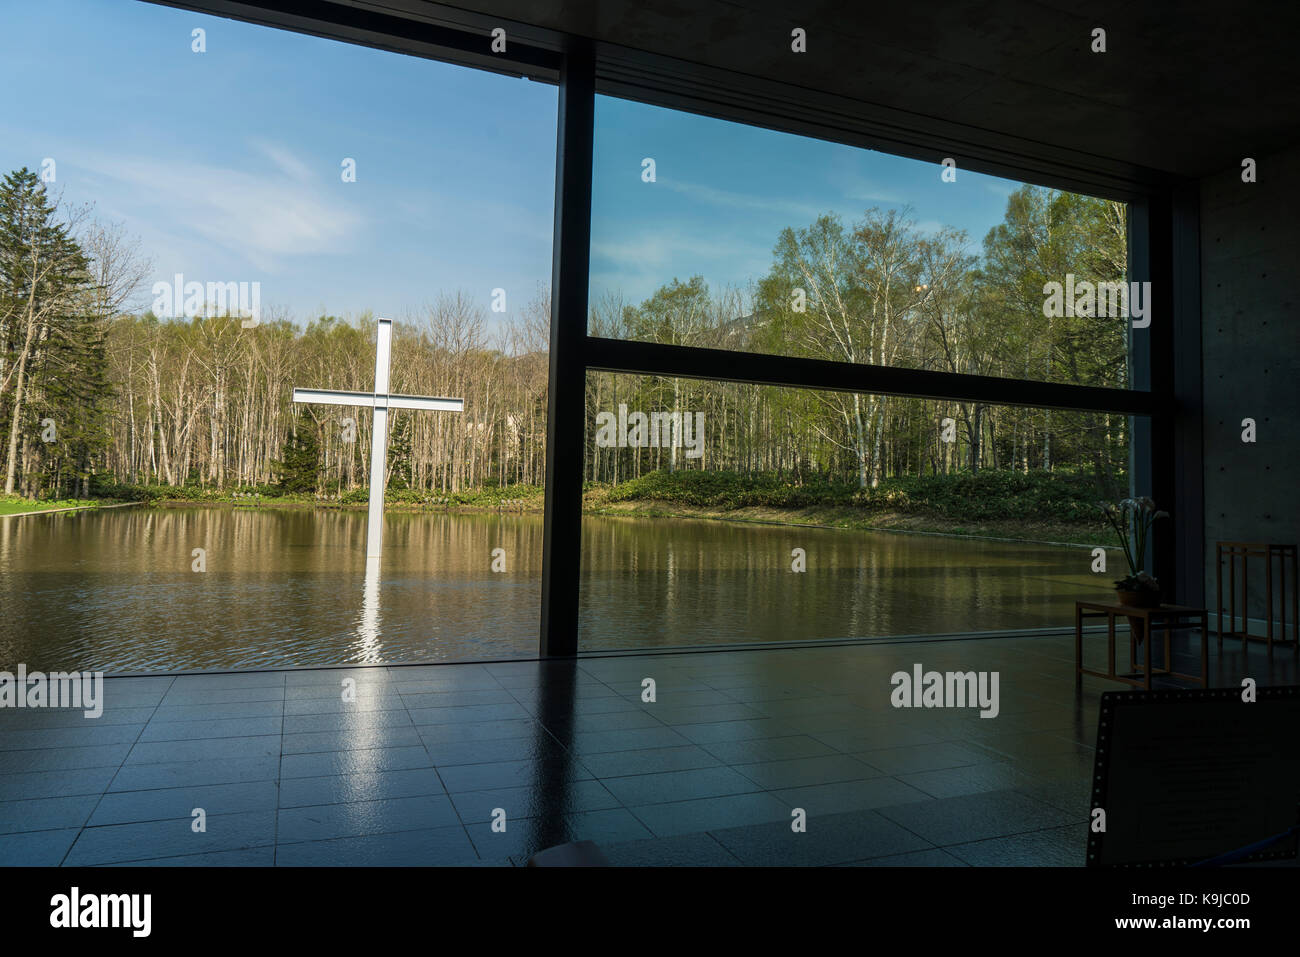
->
[584,336,1159,417]
[539,40,594,658]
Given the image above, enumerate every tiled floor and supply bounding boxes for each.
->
[0,631,1292,866]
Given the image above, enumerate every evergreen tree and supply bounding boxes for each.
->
[273,412,320,493]
[0,167,94,496]
[386,413,412,490]
[28,314,113,498]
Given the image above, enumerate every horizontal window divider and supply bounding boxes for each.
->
[594,53,1164,203]
[583,336,1159,416]
[169,0,562,80]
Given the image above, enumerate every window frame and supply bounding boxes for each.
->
[152,1,1202,657]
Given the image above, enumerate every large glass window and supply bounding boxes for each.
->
[0,0,556,671]
[589,96,1137,393]
[0,3,1159,671]
[577,373,1133,650]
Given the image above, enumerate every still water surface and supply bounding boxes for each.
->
[0,506,1117,672]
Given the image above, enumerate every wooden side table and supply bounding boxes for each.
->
[1075,601,1209,690]
[1215,542,1298,654]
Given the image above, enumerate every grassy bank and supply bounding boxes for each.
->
[584,469,1114,546]
[0,495,104,516]
[91,480,548,513]
[84,469,1115,546]
[583,495,1111,546]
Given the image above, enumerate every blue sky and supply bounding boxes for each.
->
[590,100,1021,309]
[0,0,1030,329]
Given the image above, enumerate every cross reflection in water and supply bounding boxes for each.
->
[354,556,383,661]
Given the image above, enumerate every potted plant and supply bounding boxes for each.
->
[1099,497,1170,609]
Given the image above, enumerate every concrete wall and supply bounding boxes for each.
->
[1199,143,1300,629]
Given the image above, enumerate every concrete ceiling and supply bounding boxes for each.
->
[412,0,1300,180]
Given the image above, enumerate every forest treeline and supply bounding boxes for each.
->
[0,164,1129,503]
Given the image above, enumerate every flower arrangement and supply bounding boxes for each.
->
[1099,497,1170,603]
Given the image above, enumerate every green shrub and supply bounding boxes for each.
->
[602,469,1116,525]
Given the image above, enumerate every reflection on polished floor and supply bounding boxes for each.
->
[0,633,1289,866]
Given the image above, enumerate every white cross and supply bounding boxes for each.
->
[293,317,463,561]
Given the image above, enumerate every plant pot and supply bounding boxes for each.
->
[1116,588,1160,609]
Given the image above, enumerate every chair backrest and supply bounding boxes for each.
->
[1088,686,1300,867]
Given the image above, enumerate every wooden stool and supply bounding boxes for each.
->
[1075,600,1209,690]
[1215,542,1298,654]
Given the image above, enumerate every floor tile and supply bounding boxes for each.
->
[0,724,143,751]
[65,809,276,865]
[734,754,882,790]
[570,726,693,754]
[853,741,998,776]
[281,727,424,755]
[875,789,1077,846]
[772,777,933,814]
[895,762,1033,800]
[0,827,81,865]
[0,706,154,729]
[279,746,433,779]
[467,808,652,860]
[0,794,99,834]
[97,846,276,867]
[628,792,791,837]
[109,756,280,792]
[711,809,933,866]
[422,734,568,768]
[406,702,531,725]
[603,832,742,866]
[576,745,721,778]
[946,824,1088,866]
[278,767,446,807]
[281,710,413,735]
[702,735,838,765]
[150,700,285,722]
[89,780,279,826]
[674,718,800,745]
[125,735,280,765]
[161,687,284,706]
[601,766,760,806]
[0,743,132,774]
[843,848,968,866]
[648,703,766,726]
[139,716,282,742]
[399,690,517,709]
[0,766,117,801]
[437,756,592,793]
[414,718,538,744]
[276,794,461,843]
[449,779,620,824]
[274,824,479,866]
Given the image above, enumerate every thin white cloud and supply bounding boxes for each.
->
[75,144,363,273]
[591,229,741,270]
[843,180,906,205]
[590,225,771,304]
[250,139,316,182]
[659,178,825,223]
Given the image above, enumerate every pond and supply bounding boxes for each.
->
[0,506,1118,673]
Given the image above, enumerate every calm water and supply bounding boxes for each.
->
[0,506,1118,673]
